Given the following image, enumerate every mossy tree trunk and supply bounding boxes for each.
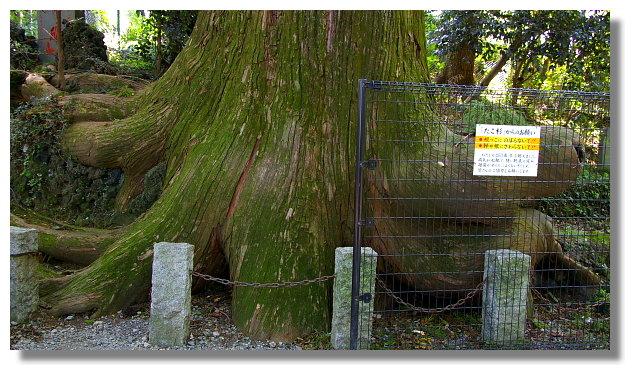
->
[40,10,589,341]
[42,10,431,341]
[434,42,475,85]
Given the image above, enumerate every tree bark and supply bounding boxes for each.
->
[55,11,65,91]
[434,43,475,86]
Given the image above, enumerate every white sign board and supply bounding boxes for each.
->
[473,124,541,177]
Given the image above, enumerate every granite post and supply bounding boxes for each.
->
[331,247,377,349]
[149,242,194,347]
[10,226,40,323]
[481,249,531,345]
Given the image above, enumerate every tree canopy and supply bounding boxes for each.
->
[429,10,610,92]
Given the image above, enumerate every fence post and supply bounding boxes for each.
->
[331,246,377,350]
[10,226,40,323]
[149,242,194,347]
[481,249,531,345]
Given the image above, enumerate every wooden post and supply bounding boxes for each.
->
[55,10,65,91]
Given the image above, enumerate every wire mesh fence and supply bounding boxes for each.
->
[354,81,610,350]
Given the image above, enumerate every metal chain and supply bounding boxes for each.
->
[192,271,336,288]
[531,288,608,312]
[193,271,607,314]
[376,277,485,314]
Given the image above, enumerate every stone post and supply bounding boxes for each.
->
[331,247,377,350]
[481,249,531,345]
[10,226,40,323]
[149,242,194,347]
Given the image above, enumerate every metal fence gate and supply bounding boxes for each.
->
[351,80,610,350]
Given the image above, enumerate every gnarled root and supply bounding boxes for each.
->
[10,213,120,266]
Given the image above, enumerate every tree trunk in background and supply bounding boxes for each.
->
[434,43,475,86]
[55,11,65,91]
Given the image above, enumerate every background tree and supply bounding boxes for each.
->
[10,10,38,37]
[429,10,610,92]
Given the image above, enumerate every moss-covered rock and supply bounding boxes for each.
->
[10,98,161,228]
[61,19,114,74]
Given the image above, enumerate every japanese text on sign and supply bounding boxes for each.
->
[473,124,541,177]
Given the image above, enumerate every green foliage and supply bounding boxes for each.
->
[424,12,444,78]
[86,10,113,34]
[10,98,124,227]
[117,10,197,77]
[10,99,69,173]
[120,11,156,61]
[10,39,39,71]
[531,318,550,330]
[538,168,610,222]
[107,86,135,97]
[10,18,39,71]
[108,51,155,79]
[456,99,529,134]
[10,10,38,37]
[429,10,610,92]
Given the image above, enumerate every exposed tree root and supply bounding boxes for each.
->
[20,73,60,100]
[51,72,148,92]
[59,93,134,122]
[535,251,603,300]
[11,213,121,266]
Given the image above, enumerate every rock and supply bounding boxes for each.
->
[61,19,112,73]
[10,227,39,323]
[148,243,194,347]
[20,73,60,100]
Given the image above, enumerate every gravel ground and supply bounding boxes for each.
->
[10,285,303,351]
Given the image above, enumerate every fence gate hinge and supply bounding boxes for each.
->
[358,293,373,303]
[358,218,374,228]
[361,159,378,170]
[368,81,382,91]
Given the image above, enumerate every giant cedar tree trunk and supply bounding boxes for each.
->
[43,10,431,340]
[41,10,588,341]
